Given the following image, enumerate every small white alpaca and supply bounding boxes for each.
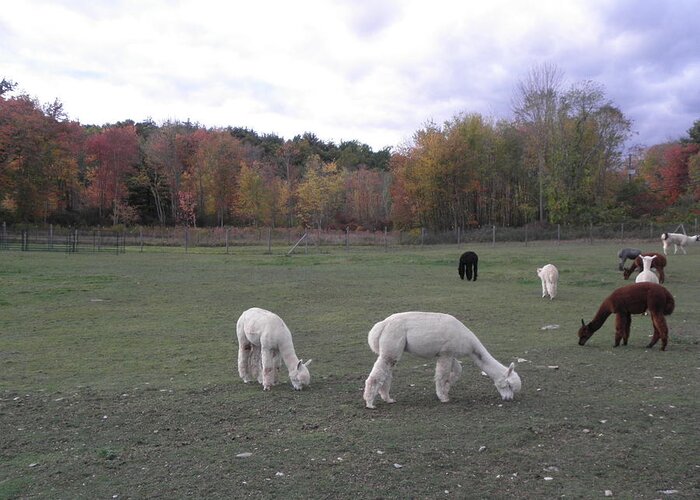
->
[635,255,659,284]
[236,307,312,391]
[661,232,700,255]
[536,264,559,300]
[363,312,522,408]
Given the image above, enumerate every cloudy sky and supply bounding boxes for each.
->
[1,0,698,151]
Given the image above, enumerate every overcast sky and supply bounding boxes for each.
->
[1,0,698,151]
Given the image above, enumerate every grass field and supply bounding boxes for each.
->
[1,242,698,499]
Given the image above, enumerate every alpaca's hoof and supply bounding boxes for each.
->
[263,386,271,391]
[385,398,396,404]
[365,403,376,409]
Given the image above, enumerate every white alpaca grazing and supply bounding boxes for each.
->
[635,255,659,284]
[363,312,522,408]
[236,307,312,391]
[661,232,700,255]
[536,264,559,300]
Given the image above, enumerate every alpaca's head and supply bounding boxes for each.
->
[578,319,593,345]
[494,363,521,401]
[290,359,312,390]
[536,267,543,278]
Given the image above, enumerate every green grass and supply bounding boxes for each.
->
[0,242,698,498]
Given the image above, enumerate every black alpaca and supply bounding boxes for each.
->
[458,251,478,281]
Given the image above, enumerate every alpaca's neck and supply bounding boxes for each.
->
[587,303,613,333]
[641,258,653,272]
[460,335,506,380]
[278,338,300,373]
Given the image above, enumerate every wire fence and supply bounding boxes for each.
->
[1,221,697,255]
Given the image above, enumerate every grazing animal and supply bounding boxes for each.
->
[661,232,700,255]
[363,312,521,408]
[618,247,642,271]
[577,282,675,351]
[458,251,478,281]
[623,252,666,283]
[536,264,559,299]
[635,255,659,284]
[236,307,312,390]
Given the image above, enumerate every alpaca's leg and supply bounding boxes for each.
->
[364,356,394,409]
[473,262,477,281]
[446,358,462,389]
[541,279,547,298]
[466,265,472,281]
[261,348,276,390]
[459,262,465,280]
[550,279,557,300]
[621,313,632,345]
[238,342,254,382]
[434,356,455,403]
[251,346,263,384]
[648,312,669,350]
[680,244,686,255]
[378,368,395,404]
[613,313,626,347]
[271,350,281,385]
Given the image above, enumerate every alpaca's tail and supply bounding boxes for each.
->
[664,289,675,315]
[367,320,388,354]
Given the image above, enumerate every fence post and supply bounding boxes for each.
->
[492,225,496,247]
[185,227,189,253]
[620,223,624,242]
[421,227,425,247]
[557,224,561,245]
[345,227,349,251]
[226,227,230,254]
[267,227,272,254]
[140,228,144,252]
[457,227,461,246]
[589,222,593,244]
[49,224,53,250]
[384,227,388,252]
[74,229,79,252]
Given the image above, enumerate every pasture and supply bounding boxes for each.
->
[1,242,698,498]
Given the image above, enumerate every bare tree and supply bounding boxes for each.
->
[512,63,564,222]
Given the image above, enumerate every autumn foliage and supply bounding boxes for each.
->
[1,77,698,229]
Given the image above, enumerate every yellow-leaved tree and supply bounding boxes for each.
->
[295,156,345,228]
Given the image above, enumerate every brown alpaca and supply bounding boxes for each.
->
[577,282,675,351]
[623,252,666,283]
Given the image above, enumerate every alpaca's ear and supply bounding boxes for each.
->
[506,362,514,376]
[297,360,303,370]
[581,319,585,327]
[304,359,313,366]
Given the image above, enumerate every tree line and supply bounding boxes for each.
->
[1,66,698,231]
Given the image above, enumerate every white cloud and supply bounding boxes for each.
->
[0,0,697,149]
